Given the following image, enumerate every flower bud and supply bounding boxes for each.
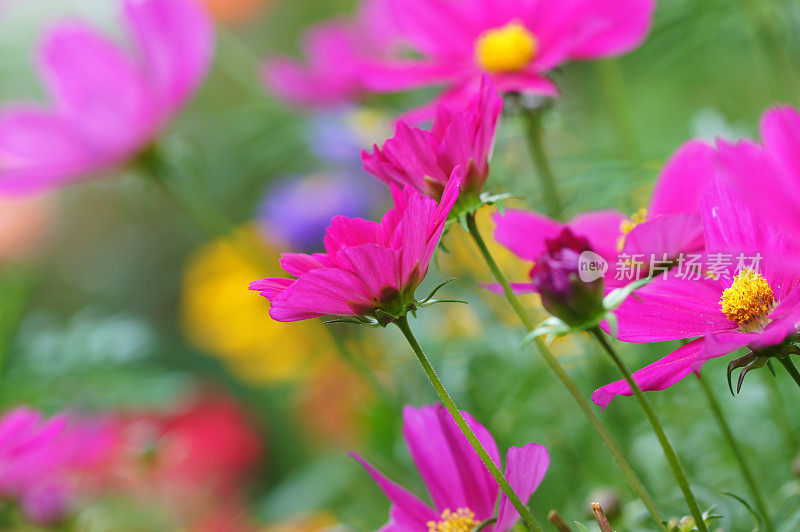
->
[530,227,605,327]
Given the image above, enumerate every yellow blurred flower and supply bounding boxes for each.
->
[181,227,329,384]
[261,513,338,532]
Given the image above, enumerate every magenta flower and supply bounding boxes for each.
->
[592,181,800,408]
[360,0,655,114]
[250,176,460,322]
[493,140,717,290]
[263,0,397,107]
[0,407,114,523]
[718,105,800,237]
[351,404,549,531]
[0,0,214,195]
[362,75,502,207]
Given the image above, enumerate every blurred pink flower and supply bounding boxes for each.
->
[493,140,717,290]
[0,0,214,195]
[362,75,502,205]
[359,0,655,115]
[0,407,114,524]
[351,404,549,532]
[262,0,397,107]
[593,181,800,408]
[250,176,460,322]
[719,106,800,237]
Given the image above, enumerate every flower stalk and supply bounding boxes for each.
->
[777,355,800,390]
[521,108,564,221]
[464,212,667,530]
[589,327,708,532]
[394,315,544,532]
[696,376,774,532]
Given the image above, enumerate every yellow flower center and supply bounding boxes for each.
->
[617,208,648,251]
[719,269,775,332]
[427,508,477,532]
[475,22,538,73]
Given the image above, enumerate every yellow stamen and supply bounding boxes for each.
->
[427,508,478,532]
[475,22,538,73]
[617,208,648,251]
[720,269,775,332]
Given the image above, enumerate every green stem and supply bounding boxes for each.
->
[394,315,544,532]
[759,370,798,451]
[521,108,564,221]
[0,270,34,384]
[696,376,774,531]
[594,60,642,162]
[589,328,707,532]
[464,213,666,530]
[777,356,800,390]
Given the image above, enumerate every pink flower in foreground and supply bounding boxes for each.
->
[250,176,460,322]
[493,140,716,290]
[593,181,800,408]
[263,0,397,107]
[0,407,114,523]
[719,105,800,237]
[351,404,549,532]
[362,75,502,207]
[360,0,655,115]
[0,0,214,195]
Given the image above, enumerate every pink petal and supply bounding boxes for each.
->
[760,106,800,190]
[324,216,382,260]
[402,405,500,519]
[492,209,563,262]
[567,0,656,59]
[648,140,718,217]
[248,277,293,300]
[701,179,772,257]
[123,0,214,114]
[385,0,479,57]
[268,268,373,321]
[622,213,705,259]
[350,452,437,529]
[336,243,401,298]
[278,253,332,276]
[0,107,92,194]
[592,339,705,409]
[568,209,626,261]
[38,22,154,157]
[495,444,549,532]
[609,278,732,342]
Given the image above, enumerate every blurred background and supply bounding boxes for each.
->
[1,0,800,530]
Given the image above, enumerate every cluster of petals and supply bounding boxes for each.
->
[362,75,502,205]
[351,404,549,531]
[250,176,460,322]
[358,0,656,115]
[0,0,214,195]
[0,407,115,523]
[493,140,717,291]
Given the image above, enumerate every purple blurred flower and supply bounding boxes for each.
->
[530,227,605,327]
[0,407,114,524]
[0,0,214,195]
[258,171,382,253]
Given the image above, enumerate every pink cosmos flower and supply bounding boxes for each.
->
[0,0,214,195]
[263,0,397,107]
[592,181,800,408]
[718,105,800,238]
[493,140,717,290]
[250,176,460,322]
[359,0,656,115]
[362,75,502,206]
[351,404,549,532]
[0,407,114,523]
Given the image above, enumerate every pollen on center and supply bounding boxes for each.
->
[720,268,775,332]
[617,207,648,251]
[427,508,478,532]
[476,21,538,73]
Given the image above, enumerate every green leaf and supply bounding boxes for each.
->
[721,492,760,531]
[573,522,590,532]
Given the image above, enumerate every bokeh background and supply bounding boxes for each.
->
[1,0,800,530]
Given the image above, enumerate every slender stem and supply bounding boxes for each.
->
[777,356,800,390]
[464,213,666,530]
[696,376,774,531]
[589,328,707,532]
[594,60,642,162]
[394,316,544,532]
[591,503,613,532]
[521,108,564,221]
[759,370,799,451]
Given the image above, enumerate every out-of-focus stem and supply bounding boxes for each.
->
[464,213,666,530]
[521,108,564,221]
[778,356,800,390]
[589,328,707,532]
[394,316,544,532]
[595,60,642,161]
